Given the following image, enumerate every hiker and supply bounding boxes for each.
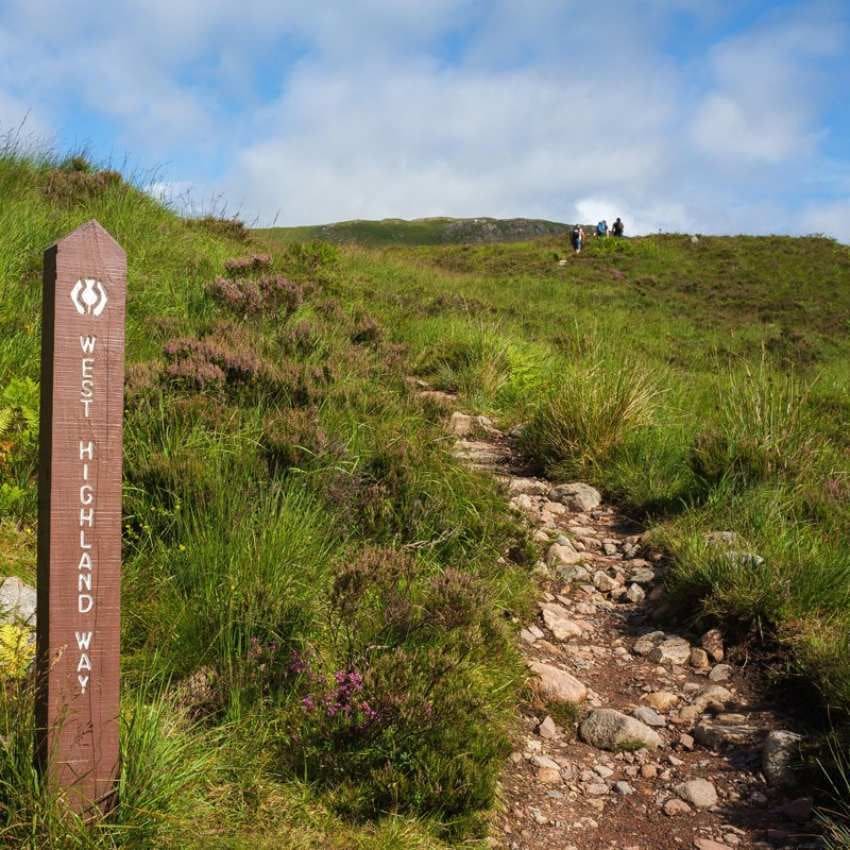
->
[612,217,624,237]
[571,225,585,253]
[596,220,608,238]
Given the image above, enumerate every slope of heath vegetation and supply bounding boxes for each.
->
[0,146,849,847]
[0,148,534,849]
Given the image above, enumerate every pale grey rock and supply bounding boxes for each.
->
[449,411,474,436]
[663,798,692,816]
[633,706,665,728]
[709,663,733,682]
[762,730,802,788]
[689,647,711,669]
[538,716,558,739]
[694,840,732,850]
[645,691,679,711]
[633,630,666,656]
[530,661,587,704]
[593,570,616,593]
[531,753,561,770]
[675,778,718,809]
[451,440,509,467]
[557,564,591,583]
[649,637,691,665]
[630,566,656,584]
[0,577,37,626]
[579,708,662,751]
[546,541,583,568]
[520,627,539,645]
[614,780,634,795]
[549,482,602,512]
[508,477,549,496]
[540,603,584,641]
[585,782,609,796]
[700,628,725,662]
[694,720,764,750]
[622,542,640,559]
[626,583,645,603]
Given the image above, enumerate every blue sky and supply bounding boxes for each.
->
[1,0,848,240]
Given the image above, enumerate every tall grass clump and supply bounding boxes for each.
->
[519,350,661,479]
[0,678,210,849]
[818,736,850,849]
[690,357,821,488]
[125,482,337,692]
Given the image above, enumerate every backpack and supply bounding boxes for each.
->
[597,221,606,235]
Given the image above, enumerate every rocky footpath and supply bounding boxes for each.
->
[443,410,817,850]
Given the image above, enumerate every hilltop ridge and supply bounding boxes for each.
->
[257,215,576,246]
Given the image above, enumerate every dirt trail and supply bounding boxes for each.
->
[441,405,820,850]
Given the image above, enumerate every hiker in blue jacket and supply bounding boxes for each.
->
[596,220,608,238]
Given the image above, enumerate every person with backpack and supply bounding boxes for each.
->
[596,220,608,238]
[571,224,585,253]
[612,217,624,237]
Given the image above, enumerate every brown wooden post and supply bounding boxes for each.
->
[36,220,126,812]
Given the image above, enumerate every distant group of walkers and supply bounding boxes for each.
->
[570,216,624,253]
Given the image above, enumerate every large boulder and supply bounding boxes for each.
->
[548,482,602,513]
[0,577,36,626]
[530,660,587,704]
[579,708,662,751]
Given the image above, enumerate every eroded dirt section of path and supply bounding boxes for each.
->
[443,408,819,850]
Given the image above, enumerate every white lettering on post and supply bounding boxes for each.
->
[76,337,98,694]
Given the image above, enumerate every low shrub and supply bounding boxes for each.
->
[280,548,515,834]
[191,215,250,242]
[42,166,122,206]
[205,275,304,317]
[261,408,341,474]
[224,254,272,276]
[350,314,382,346]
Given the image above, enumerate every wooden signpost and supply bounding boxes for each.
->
[36,220,126,812]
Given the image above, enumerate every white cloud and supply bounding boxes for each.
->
[0,1,847,236]
[800,199,850,243]
[221,53,680,226]
[689,10,843,163]
[575,197,693,236]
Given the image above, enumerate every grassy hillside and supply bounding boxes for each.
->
[333,233,850,710]
[2,148,850,846]
[258,216,572,247]
[0,152,534,848]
